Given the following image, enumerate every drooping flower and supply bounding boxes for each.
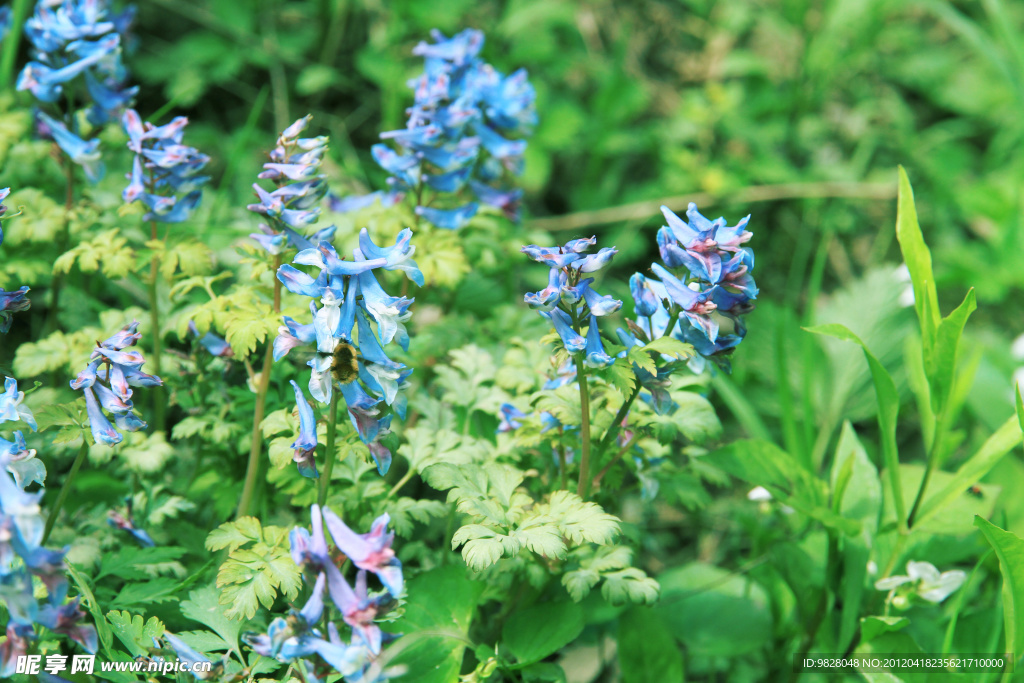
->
[1,286,34,335]
[68,322,162,446]
[333,28,536,228]
[187,321,232,357]
[107,509,155,547]
[121,109,210,223]
[290,380,319,479]
[321,508,403,598]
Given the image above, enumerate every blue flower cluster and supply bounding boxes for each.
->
[334,28,536,229]
[1,391,98,676]
[1,188,31,335]
[249,115,336,255]
[628,203,756,357]
[244,505,404,682]
[616,203,757,409]
[17,0,137,181]
[122,109,210,223]
[521,237,621,368]
[275,227,421,477]
[69,322,162,446]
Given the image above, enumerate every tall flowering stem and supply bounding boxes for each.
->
[238,116,332,517]
[121,109,210,431]
[521,237,621,499]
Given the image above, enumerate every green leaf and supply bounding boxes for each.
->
[895,166,940,341]
[928,288,976,414]
[643,336,695,360]
[626,345,657,375]
[973,517,1024,668]
[107,611,165,658]
[110,578,182,608]
[180,585,241,652]
[806,323,905,531]
[503,601,585,666]
[452,525,516,571]
[601,568,660,605]
[859,615,910,643]
[914,416,1022,527]
[1016,383,1024,435]
[618,606,683,683]
[205,517,263,552]
[830,421,882,528]
[885,464,997,536]
[385,565,481,683]
[562,569,601,602]
[655,562,771,657]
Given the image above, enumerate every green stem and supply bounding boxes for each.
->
[591,433,638,492]
[42,441,89,545]
[386,468,415,500]
[907,408,949,528]
[237,256,283,519]
[574,353,593,500]
[0,0,32,91]
[44,159,76,335]
[318,389,341,507]
[557,425,567,491]
[594,384,640,462]
[148,222,165,432]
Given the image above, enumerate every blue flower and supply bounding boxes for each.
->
[258,505,403,679]
[69,322,162,446]
[121,110,209,223]
[523,238,622,359]
[248,116,333,255]
[0,378,36,430]
[0,187,10,247]
[18,0,136,177]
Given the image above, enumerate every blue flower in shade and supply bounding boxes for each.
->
[522,238,621,361]
[334,28,535,228]
[274,226,420,476]
[249,115,334,255]
[498,403,527,432]
[187,321,233,357]
[107,509,155,547]
[159,633,222,680]
[121,109,209,223]
[68,322,161,446]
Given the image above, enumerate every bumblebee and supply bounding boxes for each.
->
[967,485,984,499]
[331,341,360,384]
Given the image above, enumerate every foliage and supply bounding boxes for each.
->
[2,1,1024,682]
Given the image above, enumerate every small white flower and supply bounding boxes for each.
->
[894,264,915,308]
[747,486,772,501]
[875,560,966,604]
